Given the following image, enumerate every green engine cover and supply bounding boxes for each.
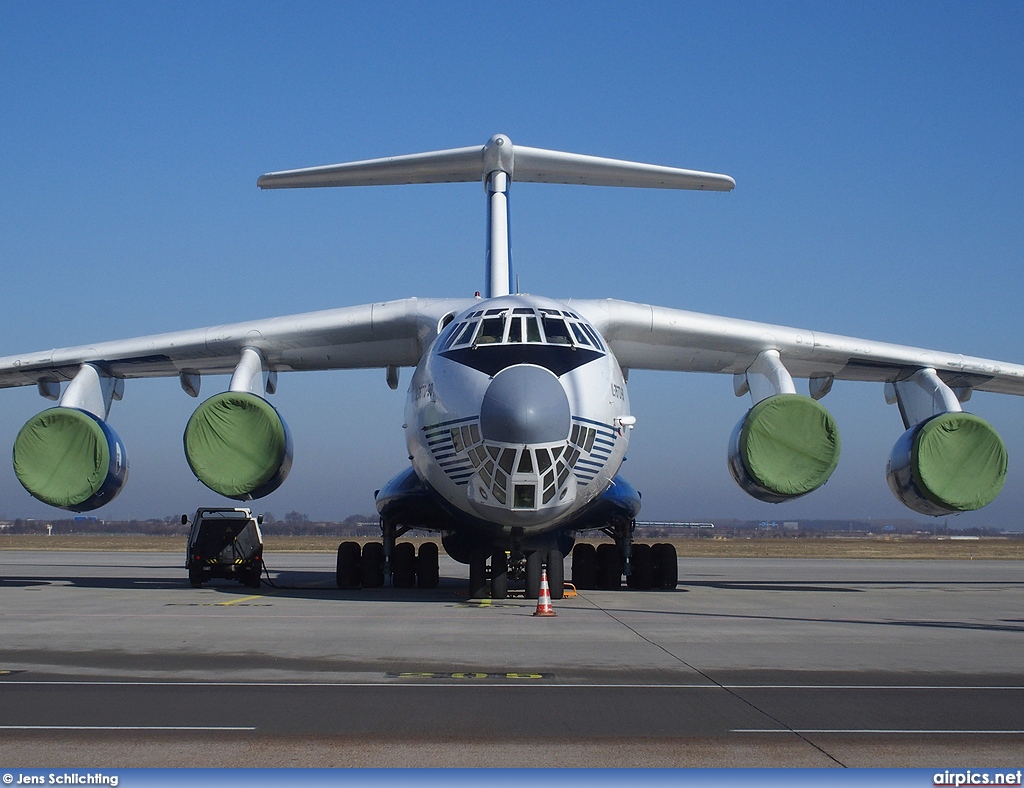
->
[911,412,1007,511]
[13,407,125,509]
[737,394,842,499]
[184,392,292,499]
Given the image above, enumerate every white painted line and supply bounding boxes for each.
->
[2,680,1023,690]
[0,725,256,731]
[734,729,1024,735]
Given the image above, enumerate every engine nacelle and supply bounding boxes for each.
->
[728,394,841,503]
[184,391,293,500]
[13,407,129,511]
[887,412,1007,516]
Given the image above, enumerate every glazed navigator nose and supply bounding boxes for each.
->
[479,364,571,444]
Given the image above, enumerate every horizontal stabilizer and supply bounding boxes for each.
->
[257,134,735,192]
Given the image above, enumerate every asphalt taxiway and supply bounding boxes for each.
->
[1,550,1022,766]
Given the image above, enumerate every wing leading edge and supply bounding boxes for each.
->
[570,298,1024,397]
[0,297,474,390]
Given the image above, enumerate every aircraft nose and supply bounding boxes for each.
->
[479,364,571,445]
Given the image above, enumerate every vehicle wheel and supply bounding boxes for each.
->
[491,551,508,599]
[468,550,488,599]
[391,542,416,588]
[188,565,203,588]
[525,550,542,599]
[361,542,385,588]
[654,542,678,590]
[596,543,621,590]
[546,549,564,600]
[336,541,361,589]
[630,543,654,590]
[572,543,597,590]
[245,562,262,589]
[417,542,440,589]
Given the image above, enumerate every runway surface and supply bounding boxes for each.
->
[1,549,1022,766]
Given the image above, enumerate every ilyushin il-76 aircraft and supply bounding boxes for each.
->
[3,135,1023,600]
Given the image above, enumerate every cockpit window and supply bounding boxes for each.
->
[442,306,605,354]
[541,316,573,345]
[475,317,505,345]
[570,323,592,347]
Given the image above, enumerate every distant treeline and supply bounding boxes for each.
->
[1,515,1018,538]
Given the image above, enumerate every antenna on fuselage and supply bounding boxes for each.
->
[257,135,735,299]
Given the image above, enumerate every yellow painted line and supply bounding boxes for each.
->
[216,595,263,607]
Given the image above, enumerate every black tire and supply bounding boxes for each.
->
[546,549,564,600]
[572,543,597,590]
[596,543,621,590]
[361,542,385,588]
[525,550,542,599]
[336,541,361,589]
[654,542,678,590]
[417,542,440,589]
[245,562,262,589]
[392,542,416,588]
[630,543,655,590]
[468,550,488,599]
[188,565,203,588]
[491,551,508,599]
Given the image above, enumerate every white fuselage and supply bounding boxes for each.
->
[405,295,630,536]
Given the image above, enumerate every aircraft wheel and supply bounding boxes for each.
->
[654,542,678,590]
[336,541,361,589]
[417,543,439,588]
[491,551,508,599]
[392,542,416,588]
[572,543,597,590]
[596,543,621,590]
[630,543,654,590]
[361,542,385,588]
[546,549,564,600]
[188,565,203,588]
[468,550,488,599]
[525,550,542,599]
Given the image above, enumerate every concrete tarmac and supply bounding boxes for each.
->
[1,549,1022,767]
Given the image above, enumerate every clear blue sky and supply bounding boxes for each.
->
[1,2,1022,528]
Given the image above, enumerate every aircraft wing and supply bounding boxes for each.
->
[0,297,474,391]
[570,298,1024,397]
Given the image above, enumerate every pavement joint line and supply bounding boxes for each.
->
[734,729,1024,735]
[0,725,257,731]
[3,680,1024,689]
[579,593,848,768]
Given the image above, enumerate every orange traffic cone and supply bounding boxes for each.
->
[533,569,557,617]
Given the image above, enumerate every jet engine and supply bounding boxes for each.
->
[728,393,841,503]
[887,412,1007,516]
[183,391,293,499]
[13,407,128,511]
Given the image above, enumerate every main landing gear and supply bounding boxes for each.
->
[569,519,677,591]
[335,519,440,590]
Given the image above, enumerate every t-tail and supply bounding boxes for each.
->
[257,134,735,298]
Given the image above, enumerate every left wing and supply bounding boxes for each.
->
[571,298,1024,397]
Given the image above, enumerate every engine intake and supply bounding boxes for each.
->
[184,391,293,500]
[887,412,1006,516]
[728,394,841,503]
[13,407,128,511]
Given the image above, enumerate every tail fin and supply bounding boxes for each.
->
[257,135,735,297]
